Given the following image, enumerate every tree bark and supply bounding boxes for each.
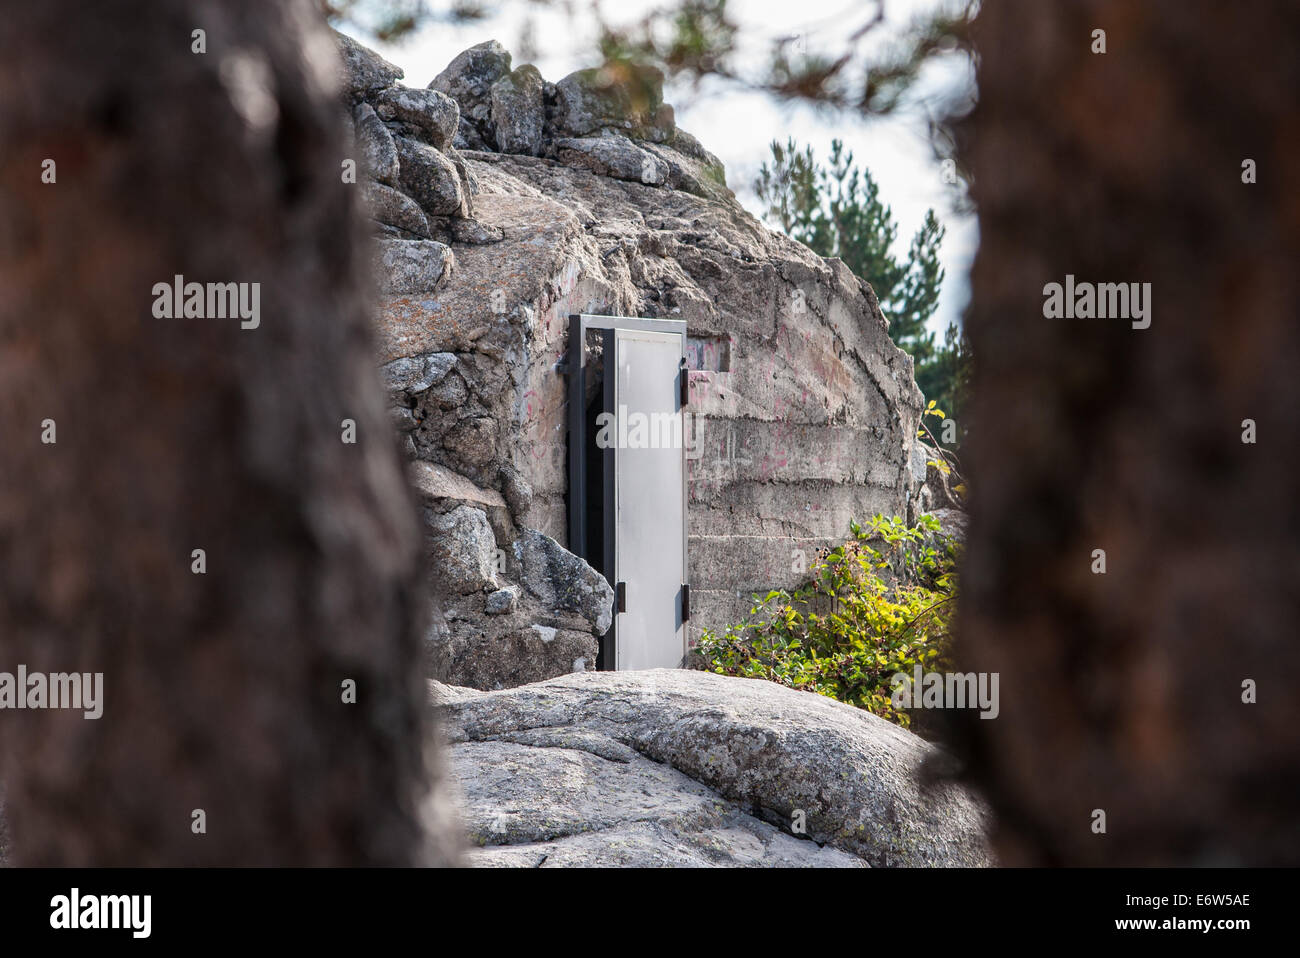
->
[0,0,453,864]
[953,0,1300,864]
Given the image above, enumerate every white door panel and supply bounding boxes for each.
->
[612,328,687,670]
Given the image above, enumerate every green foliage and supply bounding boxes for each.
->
[916,321,972,446]
[695,515,958,727]
[918,400,952,476]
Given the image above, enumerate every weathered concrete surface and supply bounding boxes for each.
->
[435,669,991,866]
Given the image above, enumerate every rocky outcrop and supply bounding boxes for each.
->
[434,669,992,866]
[332,31,969,870]
[428,41,728,201]
[340,30,926,689]
[430,40,513,150]
[336,28,487,246]
[337,31,403,104]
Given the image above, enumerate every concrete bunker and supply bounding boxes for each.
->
[341,32,928,690]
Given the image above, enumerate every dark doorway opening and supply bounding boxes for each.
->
[580,354,612,669]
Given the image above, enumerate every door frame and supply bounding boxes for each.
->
[565,313,689,669]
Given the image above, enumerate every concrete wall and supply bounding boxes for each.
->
[683,259,923,642]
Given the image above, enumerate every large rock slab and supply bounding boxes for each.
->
[381,352,458,398]
[409,460,507,510]
[435,669,992,867]
[553,132,668,186]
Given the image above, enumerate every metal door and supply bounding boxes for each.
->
[566,314,689,671]
[610,328,687,669]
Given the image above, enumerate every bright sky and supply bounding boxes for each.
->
[361,0,975,337]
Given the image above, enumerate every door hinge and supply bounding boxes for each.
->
[615,581,627,613]
[681,583,691,622]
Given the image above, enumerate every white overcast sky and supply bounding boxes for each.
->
[361,0,976,336]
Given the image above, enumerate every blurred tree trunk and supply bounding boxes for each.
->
[0,0,454,864]
[954,0,1300,864]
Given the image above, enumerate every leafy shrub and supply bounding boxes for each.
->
[694,515,958,728]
